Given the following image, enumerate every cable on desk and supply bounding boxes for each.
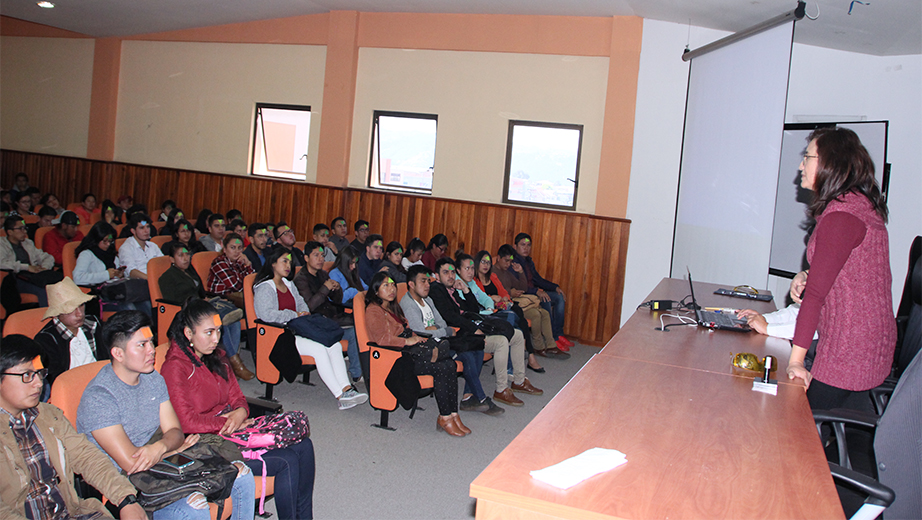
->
[656,313,696,331]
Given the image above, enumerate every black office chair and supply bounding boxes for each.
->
[814,344,922,520]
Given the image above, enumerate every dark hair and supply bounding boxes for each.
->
[15,191,31,203]
[364,271,402,316]
[807,127,888,222]
[303,240,323,257]
[76,221,117,256]
[24,187,40,197]
[385,241,403,256]
[312,223,330,235]
[354,219,369,232]
[37,205,57,218]
[167,298,230,381]
[207,213,225,227]
[497,244,516,258]
[434,256,457,273]
[14,172,28,181]
[100,199,121,221]
[125,204,148,220]
[226,209,243,222]
[254,247,296,286]
[103,311,152,356]
[406,237,425,253]
[474,250,493,279]
[161,199,176,211]
[332,246,364,290]
[229,219,246,232]
[171,218,195,241]
[365,234,384,250]
[222,232,244,248]
[455,253,474,268]
[168,241,191,257]
[427,233,448,250]
[273,221,291,240]
[3,217,24,232]
[514,232,531,245]
[82,193,96,203]
[406,264,431,285]
[127,213,152,232]
[160,207,183,235]
[248,222,267,237]
[38,193,56,206]
[0,334,42,379]
[194,209,212,233]
[331,217,346,228]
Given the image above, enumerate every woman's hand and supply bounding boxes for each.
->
[790,271,808,304]
[786,361,812,389]
[490,295,503,303]
[405,334,423,346]
[737,309,768,335]
[218,408,251,435]
[107,268,119,279]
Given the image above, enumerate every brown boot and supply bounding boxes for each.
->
[493,388,524,407]
[229,354,255,381]
[452,414,471,435]
[437,415,466,437]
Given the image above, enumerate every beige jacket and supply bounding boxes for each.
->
[0,237,54,273]
[0,403,137,519]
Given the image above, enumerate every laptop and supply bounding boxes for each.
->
[686,269,751,332]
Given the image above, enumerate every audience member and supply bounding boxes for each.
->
[39,193,65,216]
[329,246,367,306]
[162,299,315,520]
[42,210,84,266]
[159,207,183,236]
[244,222,270,268]
[34,277,107,386]
[357,234,386,286]
[117,205,150,240]
[26,205,57,241]
[8,172,31,201]
[0,335,146,520]
[399,265,503,416]
[402,237,426,269]
[229,219,248,246]
[73,193,99,225]
[118,213,163,280]
[160,218,206,255]
[206,232,254,309]
[294,241,362,383]
[329,217,351,254]
[272,221,305,267]
[350,220,370,252]
[513,233,572,351]
[11,191,34,217]
[494,245,568,359]
[422,233,449,271]
[158,199,176,222]
[199,213,227,252]
[194,208,213,234]
[26,188,41,211]
[225,209,243,223]
[160,242,252,380]
[76,310,255,520]
[74,221,147,314]
[365,271,469,436]
[379,241,407,283]
[116,195,133,213]
[312,223,337,261]
[253,248,367,410]
[428,257,540,407]
[0,216,55,306]
[100,198,123,225]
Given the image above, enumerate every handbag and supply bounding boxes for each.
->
[95,278,150,303]
[286,313,345,346]
[220,411,311,451]
[463,311,515,340]
[128,443,237,514]
[513,294,541,312]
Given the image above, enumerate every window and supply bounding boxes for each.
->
[250,103,311,181]
[368,111,437,194]
[502,120,583,210]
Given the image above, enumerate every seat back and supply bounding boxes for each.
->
[322,261,334,273]
[152,220,167,232]
[115,238,127,251]
[62,242,80,280]
[22,214,39,224]
[66,202,82,212]
[396,282,408,302]
[147,256,180,345]
[894,238,922,379]
[2,307,49,338]
[34,226,54,251]
[49,359,108,426]
[151,235,171,249]
[0,271,39,319]
[192,251,220,288]
[154,342,170,372]
[77,224,93,237]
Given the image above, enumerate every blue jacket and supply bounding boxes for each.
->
[513,253,558,293]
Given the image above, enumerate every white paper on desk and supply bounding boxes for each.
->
[529,448,627,490]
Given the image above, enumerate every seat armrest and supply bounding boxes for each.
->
[813,408,880,429]
[254,319,286,330]
[827,462,895,508]
[367,342,404,353]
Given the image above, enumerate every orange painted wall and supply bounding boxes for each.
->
[86,37,121,160]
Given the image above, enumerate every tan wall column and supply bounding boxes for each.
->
[87,37,121,160]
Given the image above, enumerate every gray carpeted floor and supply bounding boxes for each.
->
[235,342,597,520]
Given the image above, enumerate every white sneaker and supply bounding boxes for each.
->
[338,389,368,410]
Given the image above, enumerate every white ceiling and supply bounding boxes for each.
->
[1,0,919,56]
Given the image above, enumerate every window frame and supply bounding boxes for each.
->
[501,120,584,211]
[249,102,312,181]
[367,110,438,195]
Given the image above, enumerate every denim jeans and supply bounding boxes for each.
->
[152,470,255,520]
[342,326,362,379]
[457,350,486,401]
[245,438,315,520]
[222,321,241,357]
[539,290,566,339]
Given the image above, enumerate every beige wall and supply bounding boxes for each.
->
[0,36,94,157]
[115,41,327,179]
[349,48,609,213]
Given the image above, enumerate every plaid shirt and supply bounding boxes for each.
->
[51,316,100,359]
[2,407,103,520]
[206,254,254,295]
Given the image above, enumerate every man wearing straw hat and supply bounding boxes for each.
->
[33,277,107,387]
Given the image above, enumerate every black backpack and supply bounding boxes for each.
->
[129,443,237,514]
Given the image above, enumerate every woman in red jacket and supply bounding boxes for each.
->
[161,298,315,519]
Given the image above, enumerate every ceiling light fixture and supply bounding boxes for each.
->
[37,1,55,8]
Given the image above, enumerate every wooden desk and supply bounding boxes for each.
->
[470,278,843,520]
[601,277,800,384]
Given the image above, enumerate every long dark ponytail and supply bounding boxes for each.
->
[167,298,230,380]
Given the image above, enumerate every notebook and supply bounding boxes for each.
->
[687,269,751,332]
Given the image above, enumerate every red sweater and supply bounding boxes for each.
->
[793,192,896,391]
[160,342,249,434]
[43,228,84,265]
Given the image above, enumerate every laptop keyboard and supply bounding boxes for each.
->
[700,311,744,328]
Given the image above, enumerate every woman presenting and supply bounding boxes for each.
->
[786,127,895,410]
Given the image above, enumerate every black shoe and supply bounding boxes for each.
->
[480,398,505,416]
[543,348,571,360]
[527,364,546,373]
[460,396,490,412]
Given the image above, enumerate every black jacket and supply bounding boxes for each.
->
[427,282,481,335]
[34,316,108,385]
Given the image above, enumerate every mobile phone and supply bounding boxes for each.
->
[117,265,126,271]
[162,453,195,469]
